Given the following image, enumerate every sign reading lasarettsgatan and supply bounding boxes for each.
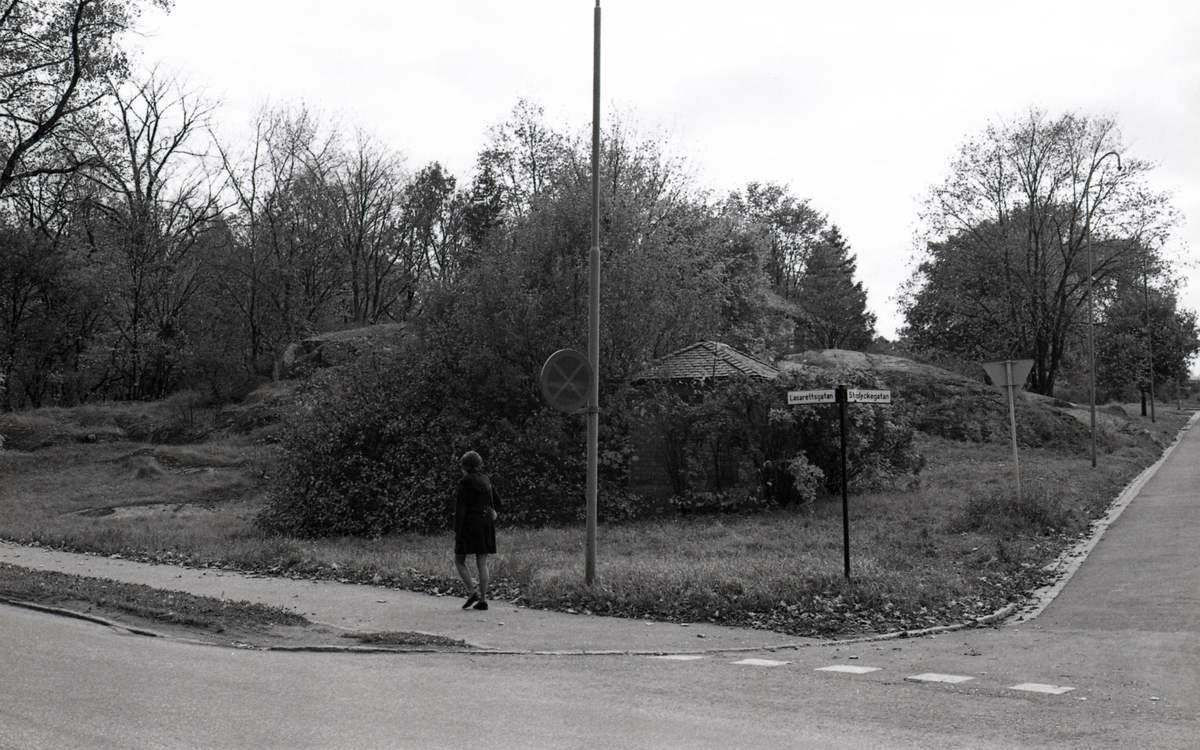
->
[787,389,837,405]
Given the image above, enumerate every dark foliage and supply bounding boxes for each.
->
[638,369,923,513]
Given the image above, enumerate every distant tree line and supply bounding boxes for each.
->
[0,3,876,412]
[900,110,1198,403]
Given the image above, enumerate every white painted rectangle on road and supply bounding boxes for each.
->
[907,673,974,684]
[733,658,791,667]
[1009,683,1075,695]
[816,665,881,674]
[788,390,836,405]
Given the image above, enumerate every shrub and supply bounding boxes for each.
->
[949,481,1076,537]
[785,453,824,505]
[636,367,923,508]
[258,346,631,537]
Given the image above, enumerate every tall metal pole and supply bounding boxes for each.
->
[1084,150,1122,469]
[1086,190,1098,469]
[585,0,601,585]
[1145,261,1156,423]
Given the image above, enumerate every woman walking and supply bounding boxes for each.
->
[453,450,502,610]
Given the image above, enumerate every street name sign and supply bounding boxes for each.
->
[846,388,891,404]
[788,389,837,405]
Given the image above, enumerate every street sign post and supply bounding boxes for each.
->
[983,359,1034,503]
[789,384,893,579]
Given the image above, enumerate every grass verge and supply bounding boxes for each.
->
[0,562,307,631]
[0,405,1190,639]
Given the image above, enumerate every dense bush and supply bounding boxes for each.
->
[638,367,923,512]
[258,344,640,537]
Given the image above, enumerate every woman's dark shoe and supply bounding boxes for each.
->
[462,592,480,609]
[473,599,489,610]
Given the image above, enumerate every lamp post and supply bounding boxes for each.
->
[1085,150,1122,468]
[1144,259,1156,422]
[585,0,601,585]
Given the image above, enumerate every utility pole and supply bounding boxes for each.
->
[585,0,601,585]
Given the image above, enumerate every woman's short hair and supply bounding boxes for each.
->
[461,451,484,471]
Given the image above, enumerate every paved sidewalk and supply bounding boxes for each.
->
[0,541,814,655]
[1032,412,1200,635]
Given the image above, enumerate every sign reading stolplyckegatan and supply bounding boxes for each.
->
[788,389,837,405]
[846,389,891,404]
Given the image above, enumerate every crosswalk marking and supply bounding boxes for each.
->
[907,672,975,684]
[644,658,1078,697]
[816,665,881,674]
[733,658,791,667]
[1009,683,1075,695]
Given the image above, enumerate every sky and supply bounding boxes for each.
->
[133,0,1200,343]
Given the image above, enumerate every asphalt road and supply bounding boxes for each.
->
[2,417,1198,748]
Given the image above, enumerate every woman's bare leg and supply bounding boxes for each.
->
[454,554,475,594]
[476,554,490,601]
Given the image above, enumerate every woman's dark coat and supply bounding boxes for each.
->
[453,470,502,555]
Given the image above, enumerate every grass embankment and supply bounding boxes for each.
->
[0,402,1189,638]
[0,562,307,630]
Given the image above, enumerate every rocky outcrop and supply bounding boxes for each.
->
[780,349,1091,452]
[276,324,409,380]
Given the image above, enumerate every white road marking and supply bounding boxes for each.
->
[907,673,975,684]
[648,655,705,661]
[1009,683,1075,695]
[733,658,791,667]
[816,665,881,674]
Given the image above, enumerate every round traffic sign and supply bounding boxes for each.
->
[539,349,592,413]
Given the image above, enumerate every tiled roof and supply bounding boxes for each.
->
[632,341,780,383]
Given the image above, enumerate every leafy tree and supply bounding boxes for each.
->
[793,225,875,350]
[0,218,103,408]
[1096,278,1199,403]
[0,0,169,198]
[901,110,1178,396]
[723,181,825,300]
[722,184,874,353]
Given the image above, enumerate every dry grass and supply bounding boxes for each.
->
[0,562,307,629]
[0,399,1190,637]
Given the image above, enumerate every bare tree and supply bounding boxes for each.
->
[79,69,219,399]
[217,105,345,374]
[335,131,405,325]
[0,0,168,198]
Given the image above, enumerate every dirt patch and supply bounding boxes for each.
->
[72,503,219,520]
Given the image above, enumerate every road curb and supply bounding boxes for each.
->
[0,595,164,638]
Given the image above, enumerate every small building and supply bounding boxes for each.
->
[628,341,780,501]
